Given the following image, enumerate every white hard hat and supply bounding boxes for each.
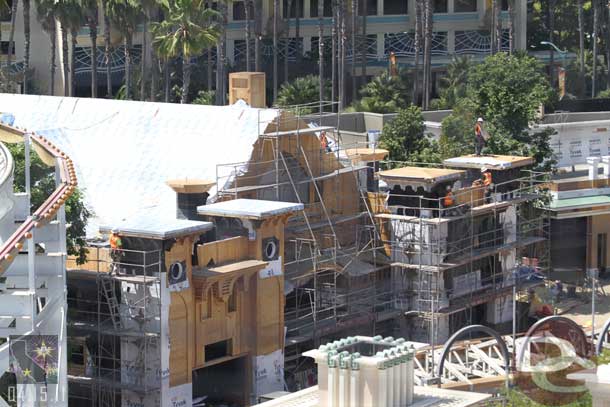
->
[111,228,119,234]
[481,167,488,173]
[477,117,484,122]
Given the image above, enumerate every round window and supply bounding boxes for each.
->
[264,240,278,260]
[170,262,184,281]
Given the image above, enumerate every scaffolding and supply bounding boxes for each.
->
[376,165,551,375]
[67,246,163,407]
[214,102,551,389]
[215,101,396,388]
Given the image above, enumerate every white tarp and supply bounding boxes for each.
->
[0,94,280,236]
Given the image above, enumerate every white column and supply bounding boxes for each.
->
[448,0,455,13]
[376,33,384,60]
[304,0,311,17]
[588,156,601,180]
[447,30,456,53]
[304,36,312,53]
[377,0,383,16]
[227,39,235,64]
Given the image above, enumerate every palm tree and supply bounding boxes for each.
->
[360,0,366,83]
[317,0,324,112]
[422,0,433,110]
[331,0,336,106]
[578,0,585,97]
[412,0,422,104]
[507,0,514,54]
[23,0,30,93]
[7,0,18,68]
[139,0,162,101]
[79,0,99,97]
[273,0,279,101]
[350,0,357,94]
[153,0,220,104]
[284,0,293,84]
[593,0,599,97]
[215,0,227,105]
[100,0,112,97]
[107,0,142,100]
[439,56,470,108]
[35,0,56,94]
[294,0,300,66]
[55,0,82,96]
[245,0,251,70]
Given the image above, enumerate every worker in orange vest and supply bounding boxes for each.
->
[109,228,123,266]
[320,131,330,152]
[474,117,485,156]
[443,185,454,208]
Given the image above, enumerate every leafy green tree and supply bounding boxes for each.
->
[355,70,410,114]
[491,389,591,407]
[439,98,477,159]
[7,143,91,265]
[380,105,440,165]
[192,90,216,105]
[152,0,221,104]
[276,75,330,114]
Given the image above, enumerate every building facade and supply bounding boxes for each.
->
[1,0,527,98]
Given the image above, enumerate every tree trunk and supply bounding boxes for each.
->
[351,0,357,99]
[216,1,227,105]
[62,28,69,96]
[607,4,610,90]
[578,0,585,97]
[125,35,132,100]
[273,0,279,101]
[422,0,433,110]
[549,0,555,85]
[182,55,191,104]
[413,0,422,105]
[294,0,296,66]
[102,0,112,97]
[141,17,148,100]
[495,0,501,53]
[150,6,160,101]
[318,0,324,112]
[207,49,213,91]
[71,28,77,97]
[331,0,337,107]
[90,7,99,98]
[245,0,251,71]
[339,0,346,110]
[23,0,30,94]
[7,0,18,66]
[284,0,293,84]
[593,0,599,97]
[507,0,514,54]
[254,0,261,71]
[164,60,170,102]
[361,0,366,85]
[49,25,56,95]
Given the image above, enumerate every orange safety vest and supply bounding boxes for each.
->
[475,123,483,137]
[320,132,328,149]
[444,192,454,207]
[483,172,492,187]
[109,234,122,250]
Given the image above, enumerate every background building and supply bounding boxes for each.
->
[0,0,527,100]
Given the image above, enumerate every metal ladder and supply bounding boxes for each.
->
[100,275,121,330]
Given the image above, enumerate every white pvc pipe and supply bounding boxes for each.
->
[387,363,394,407]
[378,368,387,407]
[350,369,359,407]
[339,368,348,407]
[328,366,336,407]
[406,355,414,405]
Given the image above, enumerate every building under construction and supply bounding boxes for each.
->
[0,93,550,405]
[213,107,550,390]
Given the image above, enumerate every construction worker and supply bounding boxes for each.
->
[472,167,493,203]
[109,228,123,267]
[442,185,455,217]
[389,52,398,77]
[474,117,485,156]
[320,131,330,152]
